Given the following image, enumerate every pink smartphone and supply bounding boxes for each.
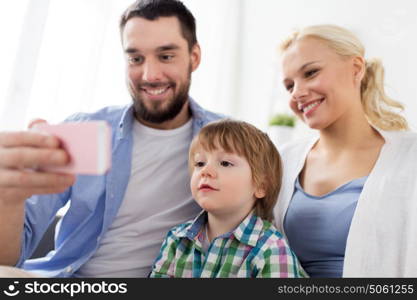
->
[33,121,111,175]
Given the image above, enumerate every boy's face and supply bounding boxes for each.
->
[190,145,265,217]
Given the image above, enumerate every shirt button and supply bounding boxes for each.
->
[66,266,73,273]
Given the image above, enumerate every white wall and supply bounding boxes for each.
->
[0,0,29,116]
[183,0,242,116]
[238,0,417,132]
[0,0,242,130]
[1,0,416,132]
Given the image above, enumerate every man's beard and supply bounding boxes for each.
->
[131,73,191,124]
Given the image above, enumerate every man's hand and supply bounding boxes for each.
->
[0,120,76,265]
[0,125,76,204]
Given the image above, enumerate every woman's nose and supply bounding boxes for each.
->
[292,83,310,101]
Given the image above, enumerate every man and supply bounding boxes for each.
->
[0,0,222,277]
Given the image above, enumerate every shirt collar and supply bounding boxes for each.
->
[174,210,207,240]
[370,124,399,145]
[116,97,208,140]
[173,210,265,247]
[117,104,135,140]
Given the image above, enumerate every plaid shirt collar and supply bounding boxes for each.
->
[173,210,265,247]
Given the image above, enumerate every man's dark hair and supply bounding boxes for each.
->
[120,0,197,51]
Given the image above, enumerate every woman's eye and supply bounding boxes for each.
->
[285,83,294,92]
[305,69,318,78]
[220,161,233,167]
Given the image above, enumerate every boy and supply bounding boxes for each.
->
[150,119,306,277]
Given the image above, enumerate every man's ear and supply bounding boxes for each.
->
[352,56,366,86]
[190,43,201,72]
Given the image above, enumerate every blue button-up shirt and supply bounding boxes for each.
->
[18,98,223,277]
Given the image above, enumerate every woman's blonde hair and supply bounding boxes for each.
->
[280,24,408,131]
[189,119,282,222]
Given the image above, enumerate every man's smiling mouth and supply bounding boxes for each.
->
[141,85,171,96]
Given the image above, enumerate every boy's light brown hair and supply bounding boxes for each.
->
[189,119,282,222]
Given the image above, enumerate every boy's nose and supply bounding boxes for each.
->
[201,163,216,178]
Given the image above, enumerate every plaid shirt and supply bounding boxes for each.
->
[150,211,307,278]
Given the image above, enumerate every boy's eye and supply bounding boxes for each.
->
[220,161,233,167]
[194,161,205,168]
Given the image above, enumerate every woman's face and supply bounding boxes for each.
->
[281,37,362,130]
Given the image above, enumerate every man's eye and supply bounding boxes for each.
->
[220,161,233,167]
[129,56,143,64]
[160,54,174,61]
[194,161,205,168]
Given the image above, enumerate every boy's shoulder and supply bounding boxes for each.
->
[258,218,285,242]
[169,220,194,237]
[253,217,293,253]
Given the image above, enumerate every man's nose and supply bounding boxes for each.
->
[142,60,163,82]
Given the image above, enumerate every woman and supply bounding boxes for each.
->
[274,24,417,277]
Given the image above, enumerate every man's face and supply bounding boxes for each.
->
[122,16,200,124]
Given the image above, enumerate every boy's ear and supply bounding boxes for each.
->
[254,186,266,199]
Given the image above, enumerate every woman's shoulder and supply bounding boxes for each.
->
[278,136,317,159]
[382,130,417,148]
[398,130,417,142]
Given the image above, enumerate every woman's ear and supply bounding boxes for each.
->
[352,56,366,86]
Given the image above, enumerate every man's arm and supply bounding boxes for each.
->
[0,130,75,265]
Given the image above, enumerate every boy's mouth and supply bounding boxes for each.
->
[198,183,219,191]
